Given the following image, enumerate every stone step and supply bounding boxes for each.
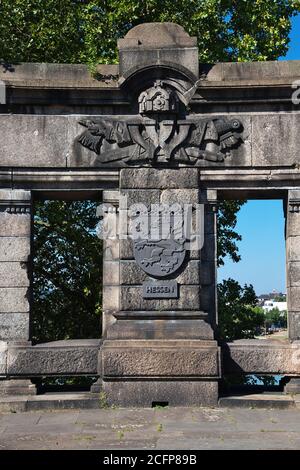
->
[0,392,101,413]
[219,393,296,410]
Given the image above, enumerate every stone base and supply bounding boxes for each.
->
[284,378,300,394]
[0,379,36,396]
[100,380,219,407]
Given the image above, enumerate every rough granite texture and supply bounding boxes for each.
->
[102,345,220,377]
[224,340,300,375]
[7,343,99,375]
[0,313,29,341]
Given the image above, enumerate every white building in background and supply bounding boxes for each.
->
[262,300,287,312]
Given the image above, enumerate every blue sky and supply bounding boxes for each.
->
[218,14,300,295]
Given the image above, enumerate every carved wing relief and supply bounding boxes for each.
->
[75,81,243,167]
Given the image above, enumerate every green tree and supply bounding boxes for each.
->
[0,1,299,65]
[218,278,265,341]
[265,307,287,330]
[32,200,102,343]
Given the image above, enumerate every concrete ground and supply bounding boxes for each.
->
[0,406,300,450]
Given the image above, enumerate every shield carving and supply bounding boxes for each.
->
[133,237,186,278]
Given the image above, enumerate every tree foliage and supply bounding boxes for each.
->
[218,278,265,341]
[0,0,299,65]
[217,200,246,266]
[32,200,102,343]
[265,307,287,329]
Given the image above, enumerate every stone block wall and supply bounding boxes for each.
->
[0,190,32,343]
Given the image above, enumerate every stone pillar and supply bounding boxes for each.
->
[0,189,36,395]
[285,190,300,393]
[286,190,300,341]
[101,191,120,338]
[100,169,220,407]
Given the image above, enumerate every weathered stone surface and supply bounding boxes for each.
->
[201,234,216,262]
[0,313,29,341]
[121,189,161,206]
[0,115,68,167]
[103,261,119,286]
[118,23,198,79]
[120,239,134,260]
[0,288,29,313]
[285,377,300,394]
[102,286,119,311]
[0,379,36,396]
[201,285,216,313]
[200,262,215,286]
[288,287,300,311]
[0,189,31,201]
[0,213,31,237]
[287,261,300,287]
[252,114,300,167]
[224,340,300,375]
[102,380,218,407]
[7,340,100,375]
[288,312,300,341]
[119,22,197,49]
[0,341,7,374]
[120,260,201,285]
[0,238,30,262]
[120,168,199,189]
[106,319,214,340]
[103,238,119,262]
[160,189,200,205]
[102,340,220,377]
[287,236,300,262]
[120,285,201,311]
[0,262,29,287]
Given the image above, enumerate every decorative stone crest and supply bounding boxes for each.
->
[138,80,179,114]
[134,238,186,278]
[76,80,243,167]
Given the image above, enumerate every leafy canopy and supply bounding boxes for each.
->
[0,0,299,65]
[218,278,265,341]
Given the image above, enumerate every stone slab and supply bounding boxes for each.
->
[102,340,220,377]
[0,238,30,262]
[224,340,300,375]
[101,380,219,407]
[0,341,7,374]
[0,313,29,341]
[0,288,29,313]
[288,312,300,341]
[0,115,68,167]
[6,341,100,375]
[219,394,295,410]
[0,262,29,287]
[120,285,201,311]
[106,319,214,340]
[120,168,200,189]
[0,213,31,237]
[252,114,300,167]
[120,260,201,285]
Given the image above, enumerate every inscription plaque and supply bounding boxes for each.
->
[143,280,178,299]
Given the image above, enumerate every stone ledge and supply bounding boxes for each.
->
[223,340,300,375]
[5,340,100,376]
[102,340,220,378]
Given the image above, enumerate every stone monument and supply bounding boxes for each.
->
[0,22,299,407]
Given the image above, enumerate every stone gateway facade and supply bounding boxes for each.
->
[0,22,300,406]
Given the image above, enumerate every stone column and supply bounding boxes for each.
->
[285,190,300,393]
[100,169,220,407]
[286,190,300,341]
[0,189,36,395]
[101,190,120,338]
